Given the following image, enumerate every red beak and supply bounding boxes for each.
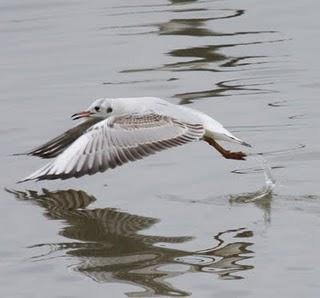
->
[71,111,93,120]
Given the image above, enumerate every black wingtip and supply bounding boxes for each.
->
[16,175,36,184]
[16,177,29,184]
[241,141,252,148]
[17,177,39,184]
[12,152,28,156]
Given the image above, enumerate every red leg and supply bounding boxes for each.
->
[204,137,246,160]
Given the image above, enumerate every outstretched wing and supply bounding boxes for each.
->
[20,114,204,182]
[16,118,102,159]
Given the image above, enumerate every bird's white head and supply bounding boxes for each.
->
[71,98,114,120]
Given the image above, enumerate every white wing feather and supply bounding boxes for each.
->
[20,114,204,182]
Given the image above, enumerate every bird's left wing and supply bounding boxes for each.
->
[19,113,204,182]
[15,118,102,159]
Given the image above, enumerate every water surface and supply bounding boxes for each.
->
[1,0,320,297]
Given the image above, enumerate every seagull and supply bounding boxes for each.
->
[17,97,251,182]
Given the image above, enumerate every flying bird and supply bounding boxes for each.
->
[18,97,251,182]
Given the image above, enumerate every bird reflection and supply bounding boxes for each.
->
[8,188,254,297]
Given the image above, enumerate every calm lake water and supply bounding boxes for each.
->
[1,0,320,297]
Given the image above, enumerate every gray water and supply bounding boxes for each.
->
[1,0,320,297]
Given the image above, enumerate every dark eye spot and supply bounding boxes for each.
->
[107,107,113,113]
[94,106,100,112]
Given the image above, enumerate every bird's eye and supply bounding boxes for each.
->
[107,107,113,113]
[94,106,100,112]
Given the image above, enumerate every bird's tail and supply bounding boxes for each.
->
[228,135,252,148]
[211,131,252,148]
[204,118,252,148]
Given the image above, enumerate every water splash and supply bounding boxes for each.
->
[262,157,276,192]
[229,156,275,203]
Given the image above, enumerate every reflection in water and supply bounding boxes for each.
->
[163,46,269,73]
[121,29,277,75]
[230,191,273,225]
[8,189,254,297]
[169,0,199,5]
[109,2,282,104]
[176,77,275,104]
[157,9,246,36]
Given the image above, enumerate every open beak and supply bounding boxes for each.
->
[71,111,93,120]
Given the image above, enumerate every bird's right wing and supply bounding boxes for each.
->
[20,113,204,182]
